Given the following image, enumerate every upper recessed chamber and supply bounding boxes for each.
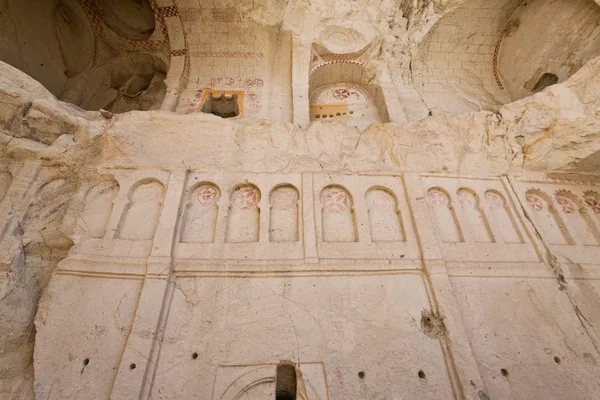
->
[0,0,169,113]
[94,0,156,40]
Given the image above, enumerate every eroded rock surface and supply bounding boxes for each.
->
[0,1,600,399]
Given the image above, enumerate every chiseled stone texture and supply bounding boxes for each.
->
[0,1,599,399]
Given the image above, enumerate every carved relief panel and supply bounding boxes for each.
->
[421,176,537,263]
[67,169,170,259]
[312,174,417,260]
[175,172,303,264]
[516,180,600,263]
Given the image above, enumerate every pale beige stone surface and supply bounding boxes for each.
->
[0,1,600,399]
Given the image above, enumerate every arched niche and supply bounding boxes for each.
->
[366,187,405,242]
[308,62,389,129]
[180,183,221,243]
[426,187,464,243]
[498,0,600,101]
[95,0,156,40]
[269,185,300,243]
[116,179,165,241]
[484,190,523,244]
[525,189,574,245]
[555,190,600,246]
[80,180,120,239]
[320,185,357,243]
[456,188,494,243]
[225,184,261,243]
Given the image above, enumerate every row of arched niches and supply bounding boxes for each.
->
[2,169,599,263]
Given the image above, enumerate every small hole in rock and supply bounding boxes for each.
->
[554,356,561,364]
[329,114,334,118]
[83,358,89,366]
[532,72,558,93]
[130,363,136,370]
[501,368,509,377]
[336,113,341,116]
[192,352,198,360]
[358,371,365,379]
[418,370,426,379]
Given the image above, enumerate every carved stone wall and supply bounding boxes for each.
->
[1,1,600,399]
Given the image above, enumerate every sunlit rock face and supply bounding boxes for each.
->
[1,1,600,399]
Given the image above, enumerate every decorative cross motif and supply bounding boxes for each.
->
[333,88,351,100]
[234,187,259,210]
[485,192,504,211]
[323,188,349,214]
[526,192,545,211]
[197,185,218,206]
[427,189,449,207]
[368,192,391,211]
[555,196,575,214]
[457,190,476,206]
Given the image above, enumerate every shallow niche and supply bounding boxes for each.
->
[269,185,300,243]
[484,190,523,244]
[456,188,494,243]
[95,0,156,40]
[426,187,464,243]
[225,184,261,243]
[554,190,600,246]
[366,187,406,242]
[525,189,574,245]
[116,179,165,241]
[180,183,221,243]
[320,185,357,243]
[80,180,120,238]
